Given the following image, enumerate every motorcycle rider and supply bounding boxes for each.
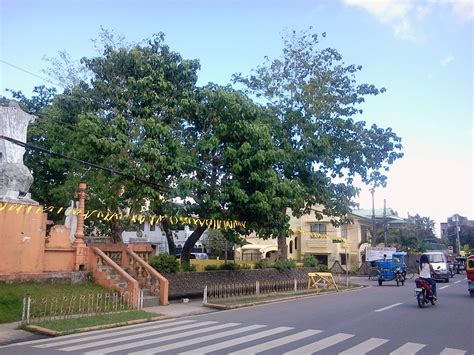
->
[419,254,437,299]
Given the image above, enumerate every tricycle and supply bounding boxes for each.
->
[466,255,474,297]
[376,252,407,286]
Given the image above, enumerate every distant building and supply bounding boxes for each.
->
[440,214,474,253]
[122,222,208,255]
[236,206,407,270]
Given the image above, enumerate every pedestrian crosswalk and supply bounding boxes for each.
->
[5,318,469,354]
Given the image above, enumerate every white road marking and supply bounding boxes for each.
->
[439,347,466,354]
[33,319,196,348]
[454,280,463,284]
[12,318,185,346]
[339,337,389,354]
[374,303,403,312]
[82,322,243,355]
[128,324,265,355]
[229,329,322,355]
[178,326,292,354]
[59,321,218,352]
[389,342,426,354]
[439,285,450,289]
[283,333,354,355]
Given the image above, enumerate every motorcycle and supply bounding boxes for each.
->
[414,277,437,308]
[415,263,441,308]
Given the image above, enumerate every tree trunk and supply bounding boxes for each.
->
[161,218,176,255]
[181,225,207,264]
[109,220,123,243]
[277,235,287,260]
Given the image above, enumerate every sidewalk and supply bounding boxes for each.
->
[0,298,214,346]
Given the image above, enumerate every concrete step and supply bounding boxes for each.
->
[142,295,160,307]
[141,288,152,297]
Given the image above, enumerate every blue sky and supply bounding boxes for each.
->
[1,0,472,235]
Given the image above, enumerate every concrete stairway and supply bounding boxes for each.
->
[140,286,160,307]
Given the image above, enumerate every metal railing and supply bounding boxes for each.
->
[21,290,144,324]
[203,279,308,303]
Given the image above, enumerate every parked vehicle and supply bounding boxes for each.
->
[466,255,474,297]
[422,252,449,282]
[376,252,407,286]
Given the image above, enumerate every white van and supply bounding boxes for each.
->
[422,251,449,283]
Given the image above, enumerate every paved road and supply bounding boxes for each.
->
[1,274,472,354]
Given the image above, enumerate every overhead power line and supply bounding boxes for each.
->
[0,59,63,88]
[0,134,170,192]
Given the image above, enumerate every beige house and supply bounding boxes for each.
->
[237,207,372,271]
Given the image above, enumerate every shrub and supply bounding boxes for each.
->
[219,262,241,271]
[239,263,252,269]
[255,259,273,269]
[316,264,329,272]
[303,256,318,268]
[148,253,180,273]
[273,259,297,272]
[204,264,220,271]
[180,262,197,272]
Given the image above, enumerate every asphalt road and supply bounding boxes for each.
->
[1,274,472,354]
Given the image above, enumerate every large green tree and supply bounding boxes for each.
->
[18,34,200,248]
[233,29,403,258]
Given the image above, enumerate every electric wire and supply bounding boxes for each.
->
[0,134,171,192]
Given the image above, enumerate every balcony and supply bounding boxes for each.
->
[304,239,331,252]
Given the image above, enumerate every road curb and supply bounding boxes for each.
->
[23,315,170,336]
[204,284,367,310]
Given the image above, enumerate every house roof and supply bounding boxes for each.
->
[350,209,407,224]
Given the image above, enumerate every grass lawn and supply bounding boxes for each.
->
[27,310,160,333]
[0,282,109,324]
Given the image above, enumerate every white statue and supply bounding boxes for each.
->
[0,101,37,204]
[64,200,78,243]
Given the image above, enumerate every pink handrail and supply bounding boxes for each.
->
[126,248,169,306]
[90,246,139,307]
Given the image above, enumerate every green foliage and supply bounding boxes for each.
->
[12,29,403,262]
[233,29,403,258]
[316,265,329,272]
[148,254,180,273]
[219,263,241,271]
[303,255,318,267]
[0,282,106,323]
[273,259,297,272]
[239,263,252,269]
[30,310,156,333]
[375,213,435,252]
[255,259,273,269]
[204,264,220,271]
[203,230,231,258]
[180,262,197,272]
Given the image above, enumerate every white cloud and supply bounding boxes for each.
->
[343,0,473,41]
[440,53,455,66]
[344,0,419,41]
[440,0,474,22]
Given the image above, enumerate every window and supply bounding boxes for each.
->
[294,237,298,250]
[341,224,348,239]
[340,253,347,265]
[310,223,327,233]
[289,240,293,254]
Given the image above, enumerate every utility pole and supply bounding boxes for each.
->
[453,215,461,254]
[383,199,388,246]
[371,188,376,246]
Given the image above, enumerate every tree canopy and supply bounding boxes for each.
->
[4,29,404,263]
